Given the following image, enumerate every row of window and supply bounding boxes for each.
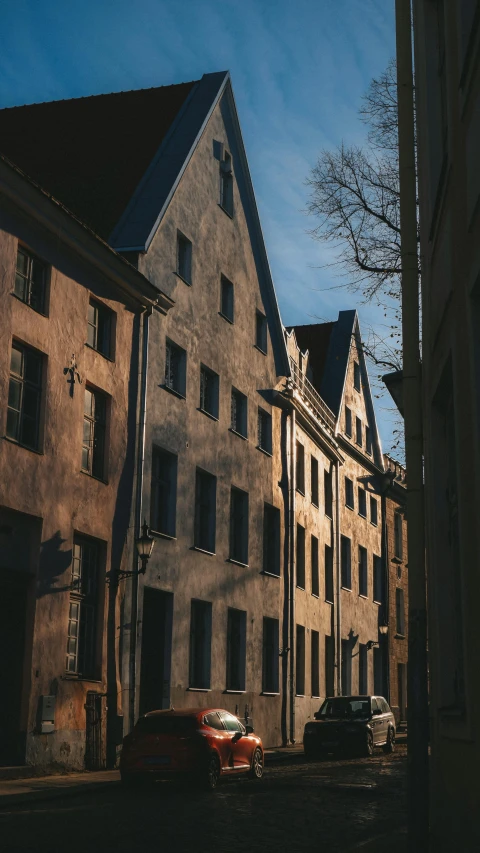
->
[165,341,272,449]
[345,406,372,454]
[340,536,385,601]
[189,600,280,693]
[152,448,281,570]
[344,477,378,524]
[7,339,109,478]
[14,246,116,359]
[295,527,335,601]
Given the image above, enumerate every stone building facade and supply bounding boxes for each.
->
[0,150,169,770]
[410,3,480,848]
[0,70,408,768]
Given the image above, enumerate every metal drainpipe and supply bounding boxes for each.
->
[381,490,390,703]
[334,460,342,696]
[289,408,296,743]
[129,305,151,732]
[395,3,429,849]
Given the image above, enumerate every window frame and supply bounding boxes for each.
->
[296,441,305,494]
[220,275,234,323]
[226,607,247,691]
[164,339,187,398]
[257,407,272,455]
[311,630,320,698]
[87,297,114,360]
[341,535,352,590]
[295,624,306,696]
[353,361,361,392]
[220,150,234,217]
[358,545,368,597]
[6,341,43,452]
[255,311,268,354]
[230,387,248,438]
[394,512,403,559]
[229,486,249,565]
[311,456,319,506]
[262,617,279,694]
[324,469,333,518]
[373,554,384,604]
[345,476,354,510]
[82,385,108,481]
[150,446,178,538]
[345,406,352,437]
[355,416,362,447]
[370,495,378,526]
[194,469,217,554]
[263,503,281,577]
[66,534,102,679]
[396,587,406,636]
[176,231,192,285]
[358,487,367,518]
[311,534,319,597]
[325,544,334,603]
[296,523,306,589]
[199,364,219,420]
[14,244,48,315]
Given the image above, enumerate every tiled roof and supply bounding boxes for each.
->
[0,81,196,240]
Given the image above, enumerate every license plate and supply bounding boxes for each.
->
[144,756,171,765]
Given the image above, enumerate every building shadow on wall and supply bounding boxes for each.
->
[37,531,73,597]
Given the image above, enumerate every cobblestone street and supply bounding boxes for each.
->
[0,746,407,853]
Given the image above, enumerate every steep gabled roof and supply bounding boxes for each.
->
[0,71,290,376]
[0,80,196,240]
[292,311,384,468]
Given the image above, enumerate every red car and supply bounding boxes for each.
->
[120,708,264,790]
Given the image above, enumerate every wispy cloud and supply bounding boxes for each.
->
[0,0,397,448]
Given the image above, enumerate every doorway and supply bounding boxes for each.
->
[0,571,29,764]
[139,589,173,715]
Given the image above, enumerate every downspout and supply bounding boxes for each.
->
[289,408,296,743]
[129,305,151,732]
[395,3,429,850]
[380,490,390,703]
[334,461,342,696]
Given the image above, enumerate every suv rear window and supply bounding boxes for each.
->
[135,716,197,735]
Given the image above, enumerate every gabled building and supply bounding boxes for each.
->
[0,148,172,770]
[0,72,292,757]
[285,312,392,734]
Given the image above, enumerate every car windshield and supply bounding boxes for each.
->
[318,698,370,719]
[135,715,197,735]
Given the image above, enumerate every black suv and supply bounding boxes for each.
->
[303,695,396,758]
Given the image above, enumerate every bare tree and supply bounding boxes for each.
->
[306,60,412,307]
[306,59,416,457]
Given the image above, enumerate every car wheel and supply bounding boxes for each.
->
[203,754,221,791]
[364,732,374,757]
[383,727,395,754]
[249,747,264,779]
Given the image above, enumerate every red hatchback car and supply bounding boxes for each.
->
[120,708,264,790]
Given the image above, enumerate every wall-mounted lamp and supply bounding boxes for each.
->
[106,520,155,583]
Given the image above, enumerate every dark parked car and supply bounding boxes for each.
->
[120,708,264,790]
[303,695,396,759]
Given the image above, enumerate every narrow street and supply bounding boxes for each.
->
[0,747,406,853]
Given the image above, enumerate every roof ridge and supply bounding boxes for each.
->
[0,79,201,112]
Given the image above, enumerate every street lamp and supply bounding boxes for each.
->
[379,624,389,637]
[135,520,155,574]
[106,520,155,583]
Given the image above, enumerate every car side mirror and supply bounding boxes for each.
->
[245,724,254,734]
[314,712,320,720]
[373,708,382,716]
[232,731,243,742]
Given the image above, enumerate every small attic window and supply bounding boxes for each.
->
[353,361,361,391]
[220,150,234,217]
[255,311,267,354]
[177,232,192,284]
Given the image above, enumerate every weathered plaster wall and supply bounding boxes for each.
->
[132,94,287,747]
[0,198,141,769]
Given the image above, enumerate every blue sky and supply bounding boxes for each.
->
[0,0,398,450]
